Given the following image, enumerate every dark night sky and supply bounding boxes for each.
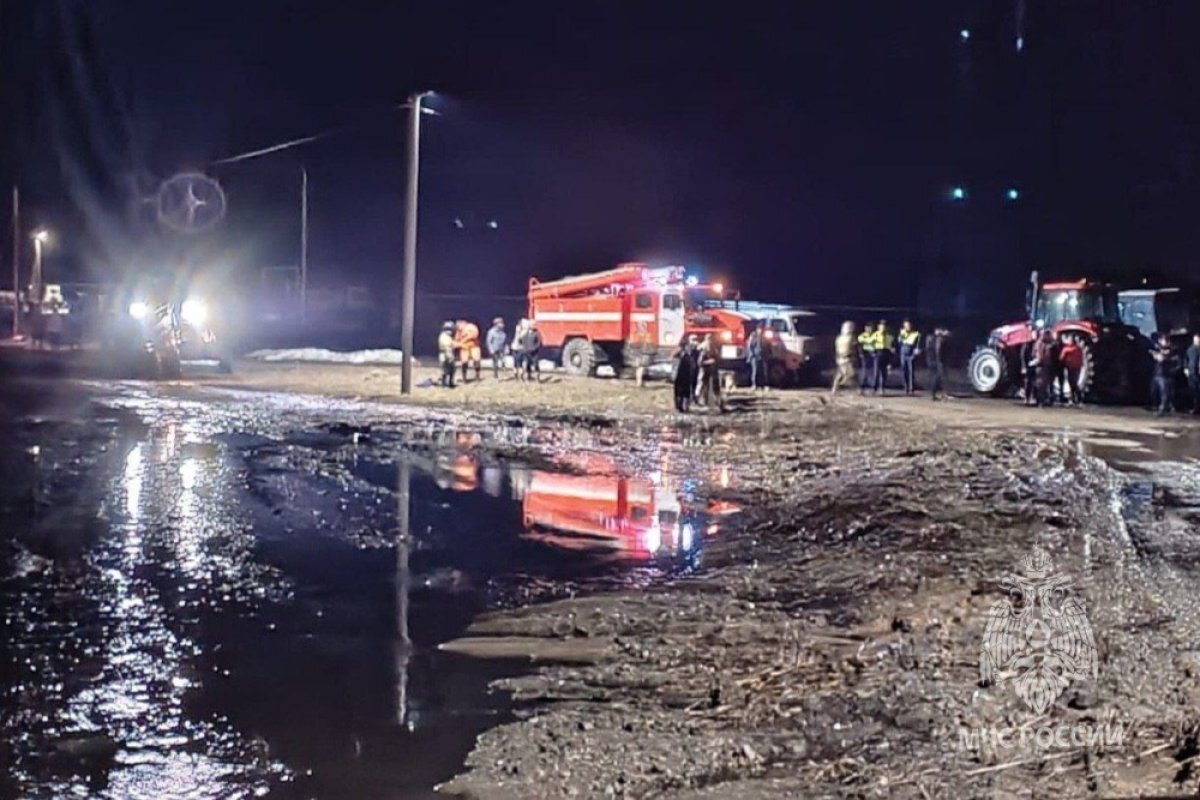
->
[6,0,1200,319]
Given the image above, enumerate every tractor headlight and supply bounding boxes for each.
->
[128,301,149,319]
[181,298,207,326]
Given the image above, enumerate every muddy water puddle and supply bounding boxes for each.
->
[0,384,740,799]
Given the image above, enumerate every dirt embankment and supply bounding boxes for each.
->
[220,360,1200,440]
[430,401,1200,799]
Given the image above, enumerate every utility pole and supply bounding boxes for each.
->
[300,167,309,324]
[400,91,433,395]
[10,186,19,339]
[31,230,46,308]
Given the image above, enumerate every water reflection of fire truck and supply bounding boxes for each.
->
[521,471,694,560]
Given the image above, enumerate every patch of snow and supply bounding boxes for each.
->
[245,348,417,366]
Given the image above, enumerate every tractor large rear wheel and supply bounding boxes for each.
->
[1059,332,1096,400]
[562,338,598,377]
[968,345,1010,396]
[1079,332,1136,403]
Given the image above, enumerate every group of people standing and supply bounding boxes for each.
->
[831,319,950,400]
[436,317,544,387]
[671,334,725,413]
[1148,331,1200,416]
[1017,326,1086,408]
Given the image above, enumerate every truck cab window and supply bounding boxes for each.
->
[635,294,653,310]
[662,294,681,311]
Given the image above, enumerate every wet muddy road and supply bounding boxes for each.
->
[0,379,735,799]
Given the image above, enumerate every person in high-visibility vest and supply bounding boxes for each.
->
[857,322,876,395]
[897,319,921,395]
[454,320,482,382]
[870,320,895,395]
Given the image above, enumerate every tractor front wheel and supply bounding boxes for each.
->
[968,345,1010,396]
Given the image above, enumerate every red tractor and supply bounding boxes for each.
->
[967,272,1142,402]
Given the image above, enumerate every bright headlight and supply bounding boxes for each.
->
[128,301,149,319]
[181,299,207,326]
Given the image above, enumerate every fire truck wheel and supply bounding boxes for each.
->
[562,338,597,377]
[1058,331,1095,399]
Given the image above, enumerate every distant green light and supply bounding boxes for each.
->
[950,186,967,201]
[1006,187,1020,201]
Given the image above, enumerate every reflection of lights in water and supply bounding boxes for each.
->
[181,457,198,491]
[481,467,503,498]
[681,523,695,551]
[718,466,731,488]
[644,524,662,554]
[177,458,202,573]
[162,423,178,462]
[124,445,144,520]
[707,523,720,537]
[508,465,531,500]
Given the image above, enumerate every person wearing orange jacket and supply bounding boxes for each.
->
[454,320,482,382]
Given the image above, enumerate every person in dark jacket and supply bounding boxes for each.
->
[1185,333,1200,415]
[927,328,949,401]
[698,335,725,412]
[1033,330,1058,407]
[485,318,507,378]
[1150,333,1177,415]
[746,323,767,391]
[519,322,543,382]
[897,320,921,395]
[672,343,694,412]
[685,335,702,402]
[1020,336,1038,406]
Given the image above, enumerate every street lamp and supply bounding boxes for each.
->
[400,90,436,395]
[31,229,50,307]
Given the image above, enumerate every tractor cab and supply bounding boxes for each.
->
[1033,281,1121,330]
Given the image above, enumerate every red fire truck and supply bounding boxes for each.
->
[527,263,750,376]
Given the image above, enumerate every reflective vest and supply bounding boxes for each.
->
[871,330,894,351]
[898,329,920,351]
[857,332,875,352]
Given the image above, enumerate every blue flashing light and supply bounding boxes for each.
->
[959,28,971,41]
[685,275,699,288]
[950,186,967,201]
[1006,187,1020,201]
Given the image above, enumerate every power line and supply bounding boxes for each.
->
[211,126,344,166]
